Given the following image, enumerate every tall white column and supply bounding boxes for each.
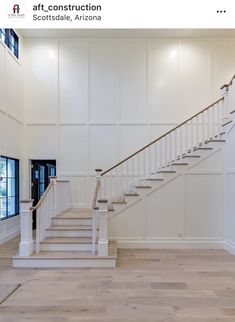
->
[19,200,34,256]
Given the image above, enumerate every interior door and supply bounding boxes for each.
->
[31,160,56,229]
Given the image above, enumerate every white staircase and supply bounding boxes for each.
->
[13,74,235,268]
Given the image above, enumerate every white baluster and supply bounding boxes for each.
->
[147,145,152,177]
[190,119,194,152]
[154,142,157,176]
[195,115,199,147]
[143,150,146,182]
[179,126,183,158]
[137,153,140,185]
[164,136,167,168]
[126,161,129,193]
[169,133,172,166]
[159,139,162,170]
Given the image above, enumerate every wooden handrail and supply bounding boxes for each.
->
[31,181,53,211]
[221,73,235,89]
[101,97,224,176]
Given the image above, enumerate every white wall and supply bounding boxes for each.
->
[109,148,224,248]
[224,120,235,254]
[0,32,24,244]
[23,38,235,211]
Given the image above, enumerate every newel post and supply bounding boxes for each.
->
[19,200,34,256]
[50,176,57,216]
[97,200,108,256]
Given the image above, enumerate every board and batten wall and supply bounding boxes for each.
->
[23,38,235,246]
[0,33,24,244]
[225,121,235,254]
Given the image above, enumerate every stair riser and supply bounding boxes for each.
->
[46,230,92,238]
[40,243,96,252]
[12,258,116,268]
[52,218,92,226]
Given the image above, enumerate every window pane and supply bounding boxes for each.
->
[0,198,7,219]
[40,183,45,197]
[7,197,15,216]
[8,178,15,197]
[40,166,45,183]
[0,29,5,42]
[8,159,15,178]
[0,180,7,197]
[0,157,7,178]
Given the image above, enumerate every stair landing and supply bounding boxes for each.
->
[12,241,117,268]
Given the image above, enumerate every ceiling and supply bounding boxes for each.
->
[18,29,235,39]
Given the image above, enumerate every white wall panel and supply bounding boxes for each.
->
[24,40,58,123]
[90,42,117,122]
[6,54,23,120]
[0,42,5,110]
[150,124,176,141]
[212,40,235,99]
[6,117,22,158]
[63,176,87,207]
[109,199,145,238]
[26,125,57,159]
[0,111,6,153]
[149,42,179,122]
[192,149,223,171]
[180,41,212,119]
[90,125,117,172]
[119,41,147,122]
[59,41,89,123]
[226,124,235,169]
[146,175,184,238]
[59,125,89,174]
[120,125,148,158]
[186,174,223,239]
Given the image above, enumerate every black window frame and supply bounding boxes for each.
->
[0,28,19,59]
[0,156,20,221]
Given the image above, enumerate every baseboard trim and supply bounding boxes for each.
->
[116,240,224,249]
[224,240,235,255]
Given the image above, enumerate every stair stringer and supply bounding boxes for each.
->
[108,141,226,249]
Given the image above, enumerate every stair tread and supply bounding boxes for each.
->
[182,155,200,158]
[46,225,92,231]
[124,193,139,196]
[194,147,213,150]
[145,178,164,181]
[135,185,152,188]
[41,237,94,244]
[172,162,189,165]
[53,211,92,219]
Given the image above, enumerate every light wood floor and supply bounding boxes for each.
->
[1,238,235,321]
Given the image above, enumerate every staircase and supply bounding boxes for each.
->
[13,74,235,268]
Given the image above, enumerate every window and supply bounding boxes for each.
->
[0,29,19,59]
[0,29,6,43]
[0,156,19,220]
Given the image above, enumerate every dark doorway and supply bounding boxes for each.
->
[31,160,56,229]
